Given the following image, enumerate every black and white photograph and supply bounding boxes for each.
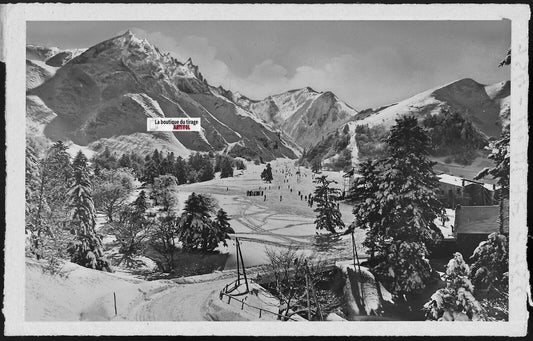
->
[2,3,529,337]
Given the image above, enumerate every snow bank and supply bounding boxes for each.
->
[25,259,172,321]
[335,261,393,318]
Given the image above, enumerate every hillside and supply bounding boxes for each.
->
[352,78,509,137]
[301,78,510,169]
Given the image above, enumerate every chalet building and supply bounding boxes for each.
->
[453,200,509,257]
[436,174,498,208]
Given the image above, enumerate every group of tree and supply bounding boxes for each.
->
[424,231,509,321]
[92,146,144,178]
[298,127,352,171]
[349,116,509,321]
[421,110,487,165]
[26,141,112,272]
[353,124,389,160]
[149,192,235,272]
[94,147,241,186]
[214,154,241,178]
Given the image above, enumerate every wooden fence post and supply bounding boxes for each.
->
[113,292,117,316]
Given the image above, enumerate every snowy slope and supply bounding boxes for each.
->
[353,78,509,137]
[239,87,359,148]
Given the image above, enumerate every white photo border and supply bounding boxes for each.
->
[3,3,530,336]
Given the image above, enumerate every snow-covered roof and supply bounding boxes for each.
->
[438,174,464,187]
[437,174,499,191]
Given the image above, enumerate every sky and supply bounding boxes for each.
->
[27,21,511,109]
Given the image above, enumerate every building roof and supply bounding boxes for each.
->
[454,203,509,235]
[437,174,499,191]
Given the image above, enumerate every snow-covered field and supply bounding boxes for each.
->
[176,159,365,269]
[26,159,367,321]
[26,259,281,321]
[25,158,465,322]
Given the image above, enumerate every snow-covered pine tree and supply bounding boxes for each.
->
[66,151,111,272]
[27,141,75,260]
[313,175,344,234]
[113,190,154,257]
[352,116,445,296]
[470,232,508,292]
[177,193,227,252]
[424,252,485,321]
[43,141,74,226]
[475,131,509,235]
[214,208,235,236]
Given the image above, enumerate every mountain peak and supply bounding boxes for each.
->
[122,29,135,38]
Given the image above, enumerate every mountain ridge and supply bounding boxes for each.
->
[26,31,300,161]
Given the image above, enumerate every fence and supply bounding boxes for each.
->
[219,280,299,321]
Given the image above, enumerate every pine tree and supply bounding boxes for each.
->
[352,116,445,296]
[172,156,188,185]
[113,190,153,257]
[66,151,111,272]
[177,193,228,252]
[312,175,344,233]
[118,153,131,168]
[143,157,160,184]
[424,253,485,321]
[214,208,235,235]
[220,157,234,178]
[261,163,273,183]
[30,142,74,259]
[475,131,509,234]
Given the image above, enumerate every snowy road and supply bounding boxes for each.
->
[127,280,225,321]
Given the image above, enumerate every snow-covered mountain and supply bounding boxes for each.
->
[352,78,510,137]
[214,86,359,148]
[26,31,298,160]
[26,45,86,90]
[299,78,510,170]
